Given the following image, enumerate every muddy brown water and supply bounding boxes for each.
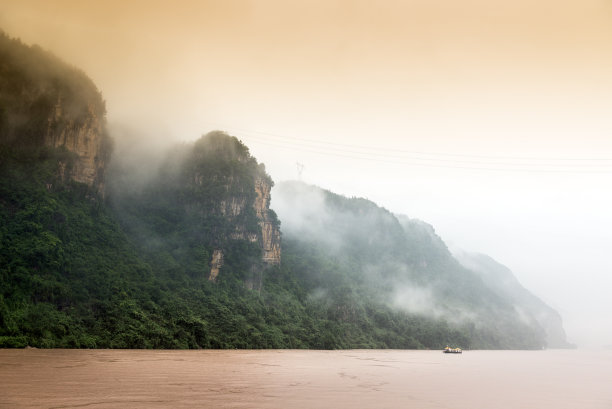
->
[0,349,610,408]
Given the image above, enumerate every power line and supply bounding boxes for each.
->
[202,122,612,162]
[242,137,612,174]
[200,123,612,173]
[240,133,612,168]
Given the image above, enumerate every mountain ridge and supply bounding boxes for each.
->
[454,251,574,348]
[0,30,571,349]
[272,180,571,349]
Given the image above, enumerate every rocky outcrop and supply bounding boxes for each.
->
[0,32,111,194]
[209,249,224,282]
[192,167,281,268]
[211,176,281,268]
[261,221,281,264]
[45,94,110,192]
[254,177,281,265]
[183,132,281,284]
[220,197,247,217]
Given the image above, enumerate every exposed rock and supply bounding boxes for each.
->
[181,132,281,284]
[45,95,110,192]
[254,177,281,265]
[230,228,258,242]
[253,177,270,220]
[0,33,111,194]
[220,197,247,217]
[209,176,280,285]
[209,249,224,281]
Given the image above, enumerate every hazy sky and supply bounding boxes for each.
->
[2,0,612,347]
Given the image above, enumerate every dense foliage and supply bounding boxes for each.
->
[0,139,547,349]
[0,30,561,349]
[272,181,548,349]
[108,131,276,286]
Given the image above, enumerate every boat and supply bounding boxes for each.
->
[443,346,462,354]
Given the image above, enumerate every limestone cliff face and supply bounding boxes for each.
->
[208,249,224,282]
[219,197,247,217]
[254,177,281,265]
[222,175,281,266]
[44,94,110,192]
[0,33,110,193]
[187,132,281,282]
[206,174,282,280]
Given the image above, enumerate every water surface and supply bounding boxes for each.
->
[1,349,610,408]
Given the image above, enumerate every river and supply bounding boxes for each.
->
[1,349,610,408]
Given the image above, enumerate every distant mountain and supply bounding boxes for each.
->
[454,251,573,348]
[0,30,570,349]
[272,181,569,349]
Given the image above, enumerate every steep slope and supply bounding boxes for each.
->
[0,32,110,192]
[0,30,297,348]
[272,180,554,349]
[0,32,168,348]
[454,251,573,348]
[0,149,163,348]
[108,131,281,289]
[1,30,568,350]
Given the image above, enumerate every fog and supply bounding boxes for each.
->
[2,0,612,347]
[270,180,543,342]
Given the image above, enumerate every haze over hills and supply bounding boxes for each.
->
[272,181,571,349]
[0,31,571,349]
[1,0,612,350]
[454,251,573,348]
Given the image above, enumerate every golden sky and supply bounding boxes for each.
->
[2,0,612,346]
[2,0,611,152]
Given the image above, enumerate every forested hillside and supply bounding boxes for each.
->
[0,31,569,349]
[454,251,574,348]
[272,181,558,349]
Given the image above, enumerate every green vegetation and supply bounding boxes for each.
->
[0,30,561,349]
[0,139,546,349]
[272,181,547,349]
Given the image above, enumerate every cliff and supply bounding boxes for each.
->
[271,181,567,349]
[206,174,282,281]
[0,31,294,348]
[2,29,568,350]
[44,95,109,189]
[254,177,282,265]
[214,175,281,266]
[454,251,574,348]
[189,132,280,271]
[0,32,110,192]
[109,131,281,288]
